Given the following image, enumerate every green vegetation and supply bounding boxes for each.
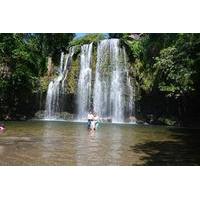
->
[69,33,105,47]
[66,58,80,94]
[0,33,74,120]
[112,33,200,126]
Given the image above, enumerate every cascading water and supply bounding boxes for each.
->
[44,47,74,119]
[44,39,134,123]
[77,43,93,120]
[93,39,134,123]
[110,40,124,122]
[92,40,109,119]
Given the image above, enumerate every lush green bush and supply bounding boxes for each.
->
[69,33,105,47]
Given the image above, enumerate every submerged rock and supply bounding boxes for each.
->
[34,110,74,120]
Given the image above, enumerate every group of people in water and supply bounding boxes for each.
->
[87,112,99,132]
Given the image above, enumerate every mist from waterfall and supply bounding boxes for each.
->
[44,47,75,119]
[77,43,93,120]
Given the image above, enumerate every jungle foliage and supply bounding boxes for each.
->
[69,33,106,47]
[0,33,74,119]
[112,33,200,125]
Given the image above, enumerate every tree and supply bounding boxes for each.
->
[69,33,105,47]
[153,46,194,98]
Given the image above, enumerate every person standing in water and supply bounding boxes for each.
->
[93,113,99,130]
[87,111,93,130]
[90,113,99,131]
[0,124,5,132]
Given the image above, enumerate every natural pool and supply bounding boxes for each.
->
[0,121,200,165]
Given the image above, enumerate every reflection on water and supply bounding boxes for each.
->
[0,121,200,165]
[74,126,124,165]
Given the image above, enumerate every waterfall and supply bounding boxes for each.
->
[93,40,110,119]
[110,40,124,122]
[44,48,74,119]
[44,39,134,123]
[77,43,93,120]
[93,39,134,123]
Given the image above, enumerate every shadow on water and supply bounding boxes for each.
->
[130,128,200,166]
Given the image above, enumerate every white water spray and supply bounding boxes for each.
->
[77,43,93,120]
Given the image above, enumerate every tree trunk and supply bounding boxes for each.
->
[178,98,182,126]
[47,56,53,77]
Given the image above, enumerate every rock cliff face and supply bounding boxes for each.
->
[47,56,54,77]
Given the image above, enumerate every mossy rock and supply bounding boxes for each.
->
[66,58,80,94]
[39,75,56,93]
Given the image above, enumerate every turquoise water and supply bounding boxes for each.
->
[0,121,200,165]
